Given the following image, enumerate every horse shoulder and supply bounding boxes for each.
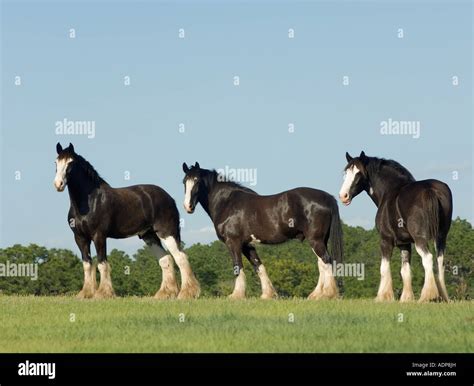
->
[375,202,394,236]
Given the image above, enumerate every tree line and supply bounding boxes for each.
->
[0,218,472,299]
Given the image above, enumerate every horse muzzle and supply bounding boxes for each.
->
[184,204,195,214]
[54,181,66,192]
[339,193,351,206]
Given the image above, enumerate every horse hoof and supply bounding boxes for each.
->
[400,292,415,302]
[375,294,395,302]
[76,289,95,299]
[94,287,115,299]
[228,292,245,300]
[418,294,440,303]
[154,289,178,300]
[177,287,200,300]
[418,287,440,303]
[307,289,324,300]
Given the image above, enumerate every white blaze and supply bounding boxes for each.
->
[184,178,196,212]
[339,165,360,200]
[54,157,72,191]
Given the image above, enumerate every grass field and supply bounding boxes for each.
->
[0,296,472,353]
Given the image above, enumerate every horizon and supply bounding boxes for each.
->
[2,216,471,261]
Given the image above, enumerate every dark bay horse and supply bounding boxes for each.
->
[182,162,343,299]
[54,143,200,299]
[339,151,452,302]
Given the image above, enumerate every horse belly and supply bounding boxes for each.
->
[108,211,150,239]
[249,233,287,245]
[246,206,300,244]
[246,218,294,245]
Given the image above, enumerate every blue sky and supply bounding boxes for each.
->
[1,0,472,256]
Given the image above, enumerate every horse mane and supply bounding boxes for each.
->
[74,154,108,186]
[202,169,257,194]
[367,157,415,182]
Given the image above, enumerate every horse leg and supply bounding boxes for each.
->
[161,236,200,299]
[308,239,338,299]
[375,239,394,302]
[75,235,96,299]
[308,255,326,300]
[399,244,415,302]
[434,237,449,302]
[226,240,246,299]
[93,235,115,298]
[242,244,277,299]
[141,232,179,299]
[415,241,439,302]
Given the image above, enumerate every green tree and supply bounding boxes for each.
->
[0,218,472,298]
[0,244,82,295]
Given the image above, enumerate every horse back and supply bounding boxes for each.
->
[70,183,180,240]
[112,184,180,225]
[229,187,336,215]
[215,187,336,241]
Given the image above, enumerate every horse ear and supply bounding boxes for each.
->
[56,142,63,154]
[195,162,200,169]
[360,151,366,159]
[345,152,353,162]
[182,162,189,173]
[68,143,75,153]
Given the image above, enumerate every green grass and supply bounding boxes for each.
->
[0,296,472,353]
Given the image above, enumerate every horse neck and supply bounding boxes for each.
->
[67,168,103,212]
[367,168,411,207]
[198,174,232,220]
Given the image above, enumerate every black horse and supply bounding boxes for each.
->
[339,151,452,302]
[54,143,200,299]
[182,162,343,299]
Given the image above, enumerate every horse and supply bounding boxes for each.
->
[181,162,343,299]
[53,143,200,299]
[339,151,452,302]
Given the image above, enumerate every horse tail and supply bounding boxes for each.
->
[435,183,453,252]
[329,198,343,264]
[424,189,440,242]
